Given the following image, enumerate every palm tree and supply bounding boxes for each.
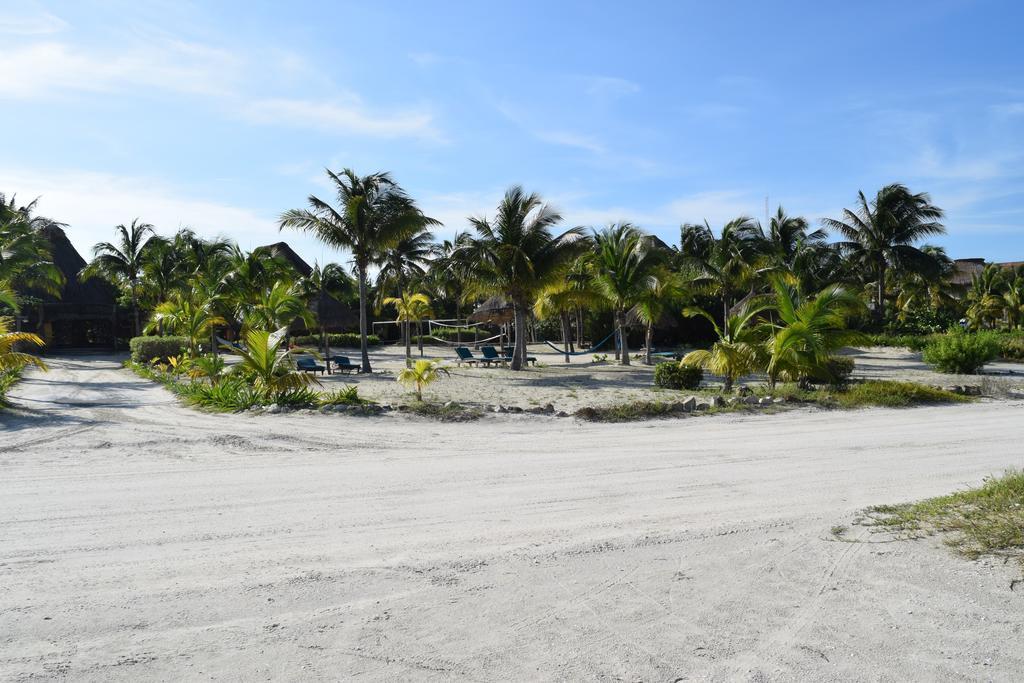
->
[396,358,450,401]
[965,264,1008,329]
[458,186,589,370]
[0,194,65,310]
[764,207,826,266]
[894,244,960,323]
[590,223,664,365]
[764,279,866,388]
[375,226,435,305]
[681,298,772,392]
[822,184,945,326]
[80,219,154,336]
[279,168,439,373]
[679,217,769,321]
[632,268,686,365]
[226,328,318,398]
[145,293,227,355]
[240,280,314,333]
[533,265,603,363]
[297,262,357,359]
[382,291,433,365]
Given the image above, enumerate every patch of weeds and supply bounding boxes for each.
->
[404,401,482,422]
[319,385,371,406]
[575,401,678,422]
[831,380,969,408]
[861,470,1024,564]
[830,525,847,537]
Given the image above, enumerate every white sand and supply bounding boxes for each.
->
[1,355,1023,680]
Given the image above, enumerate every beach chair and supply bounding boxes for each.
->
[500,346,536,366]
[479,345,510,367]
[296,357,326,375]
[454,346,479,366]
[329,355,359,374]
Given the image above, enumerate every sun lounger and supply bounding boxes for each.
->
[499,346,536,366]
[328,355,359,374]
[454,346,479,366]
[296,357,326,374]
[479,345,510,366]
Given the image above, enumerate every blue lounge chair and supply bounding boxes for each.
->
[329,355,359,374]
[500,346,536,366]
[454,346,479,366]
[296,357,326,374]
[479,345,510,366]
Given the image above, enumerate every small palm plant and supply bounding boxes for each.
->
[188,354,226,385]
[146,293,227,355]
[396,358,449,401]
[0,315,48,373]
[381,291,433,366]
[226,328,318,399]
[680,298,772,392]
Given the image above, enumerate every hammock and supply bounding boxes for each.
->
[542,330,617,356]
[423,332,503,346]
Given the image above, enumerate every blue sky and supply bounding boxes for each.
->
[2,0,1023,265]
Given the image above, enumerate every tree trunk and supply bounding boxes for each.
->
[131,285,140,338]
[618,310,630,366]
[511,300,526,370]
[560,310,570,363]
[875,260,887,327]
[404,320,411,366]
[456,301,462,344]
[644,321,653,365]
[723,375,733,393]
[575,306,583,352]
[356,262,371,373]
[417,320,424,356]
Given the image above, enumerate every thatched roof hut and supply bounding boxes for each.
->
[18,225,126,347]
[468,296,514,324]
[255,241,357,332]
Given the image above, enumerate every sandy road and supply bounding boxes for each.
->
[1,355,1023,681]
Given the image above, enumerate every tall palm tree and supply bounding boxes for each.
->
[279,169,438,372]
[679,217,769,321]
[382,291,433,365]
[297,262,357,359]
[822,184,945,326]
[589,223,664,365]
[632,268,686,365]
[894,244,960,323]
[533,264,603,363]
[764,206,826,266]
[80,219,154,336]
[375,226,436,306]
[457,186,589,370]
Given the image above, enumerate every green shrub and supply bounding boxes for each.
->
[575,401,677,422]
[0,369,21,407]
[291,333,379,348]
[922,331,1000,374]
[274,388,321,407]
[176,376,262,411]
[865,333,933,351]
[654,362,703,390]
[998,335,1024,361]
[130,335,188,363]
[834,381,968,408]
[319,385,369,406]
[807,356,855,386]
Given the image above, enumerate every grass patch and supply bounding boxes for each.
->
[830,380,970,408]
[403,401,482,422]
[862,471,1024,563]
[575,400,681,422]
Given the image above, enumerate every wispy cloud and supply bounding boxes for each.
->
[0,167,280,255]
[241,98,442,141]
[582,76,640,99]
[0,9,67,35]
[533,130,606,154]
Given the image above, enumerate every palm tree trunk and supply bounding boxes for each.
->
[618,310,630,366]
[356,262,371,373]
[875,260,887,326]
[575,306,583,352]
[511,299,526,371]
[131,285,140,338]
[456,301,462,345]
[560,310,570,363]
[404,320,411,366]
[644,321,653,365]
[417,320,424,356]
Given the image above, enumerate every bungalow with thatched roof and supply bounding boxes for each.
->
[256,242,357,334]
[18,225,128,348]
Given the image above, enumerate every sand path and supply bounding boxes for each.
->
[1,355,1023,681]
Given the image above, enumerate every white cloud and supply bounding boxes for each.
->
[583,76,640,99]
[991,102,1024,116]
[0,9,67,35]
[0,167,281,256]
[0,40,240,99]
[533,130,606,154]
[240,98,441,141]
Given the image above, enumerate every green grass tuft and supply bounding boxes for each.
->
[863,470,1024,561]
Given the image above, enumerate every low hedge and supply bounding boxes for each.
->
[129,336,187,363]
[654,362,703,390]
[291,333,380,348]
